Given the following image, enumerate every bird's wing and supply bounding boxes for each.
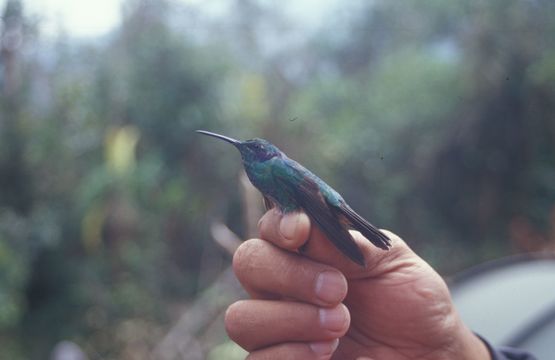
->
[273,161,366,266]
[332,202,391,250]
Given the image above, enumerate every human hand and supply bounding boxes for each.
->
[225,209,491,360]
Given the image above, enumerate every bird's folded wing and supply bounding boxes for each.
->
[273,167,366,266]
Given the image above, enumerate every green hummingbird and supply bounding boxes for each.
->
[197,130,390,266]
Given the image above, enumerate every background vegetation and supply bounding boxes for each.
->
[1,0,554,358]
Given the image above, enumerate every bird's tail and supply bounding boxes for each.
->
[335,204,391,250]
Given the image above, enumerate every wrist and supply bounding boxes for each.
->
[426,313,491,360]
[451,321,491,360]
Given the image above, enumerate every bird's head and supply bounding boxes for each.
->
[238,138,281,162]
[196,130,282,163]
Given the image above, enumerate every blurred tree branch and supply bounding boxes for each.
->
[153,172,262,359]
[152,266,245,360]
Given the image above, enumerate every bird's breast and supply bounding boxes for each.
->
[244,160,273,190]
[243,158,299,211]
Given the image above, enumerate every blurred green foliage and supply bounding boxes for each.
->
[1,0,555,358]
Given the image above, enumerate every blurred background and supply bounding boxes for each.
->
[1,0,555,359]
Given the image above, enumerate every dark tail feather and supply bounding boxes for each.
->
[308,210,366,266]
[291,182,366,266]
[336,203,391,250]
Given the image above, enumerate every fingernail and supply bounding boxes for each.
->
[310,339,339,357]
[315,271,347,304]
[319,306,348,331]
[279,212,299,240]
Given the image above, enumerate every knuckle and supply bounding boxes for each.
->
[258,208,281,236]
[224,301,240,338]
[257,213,267,234]
[224,301,254,349]
[247,343,315,360]
[232,239,266,276]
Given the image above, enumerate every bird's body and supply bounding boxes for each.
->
[245,154,338,211]
[197,131,391,266]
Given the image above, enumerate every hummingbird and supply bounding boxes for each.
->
[196,130,391,266]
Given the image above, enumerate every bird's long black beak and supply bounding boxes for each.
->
[196,130,241,146]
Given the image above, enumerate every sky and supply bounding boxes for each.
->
[32,0,121,37]
[27,0,340,38]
